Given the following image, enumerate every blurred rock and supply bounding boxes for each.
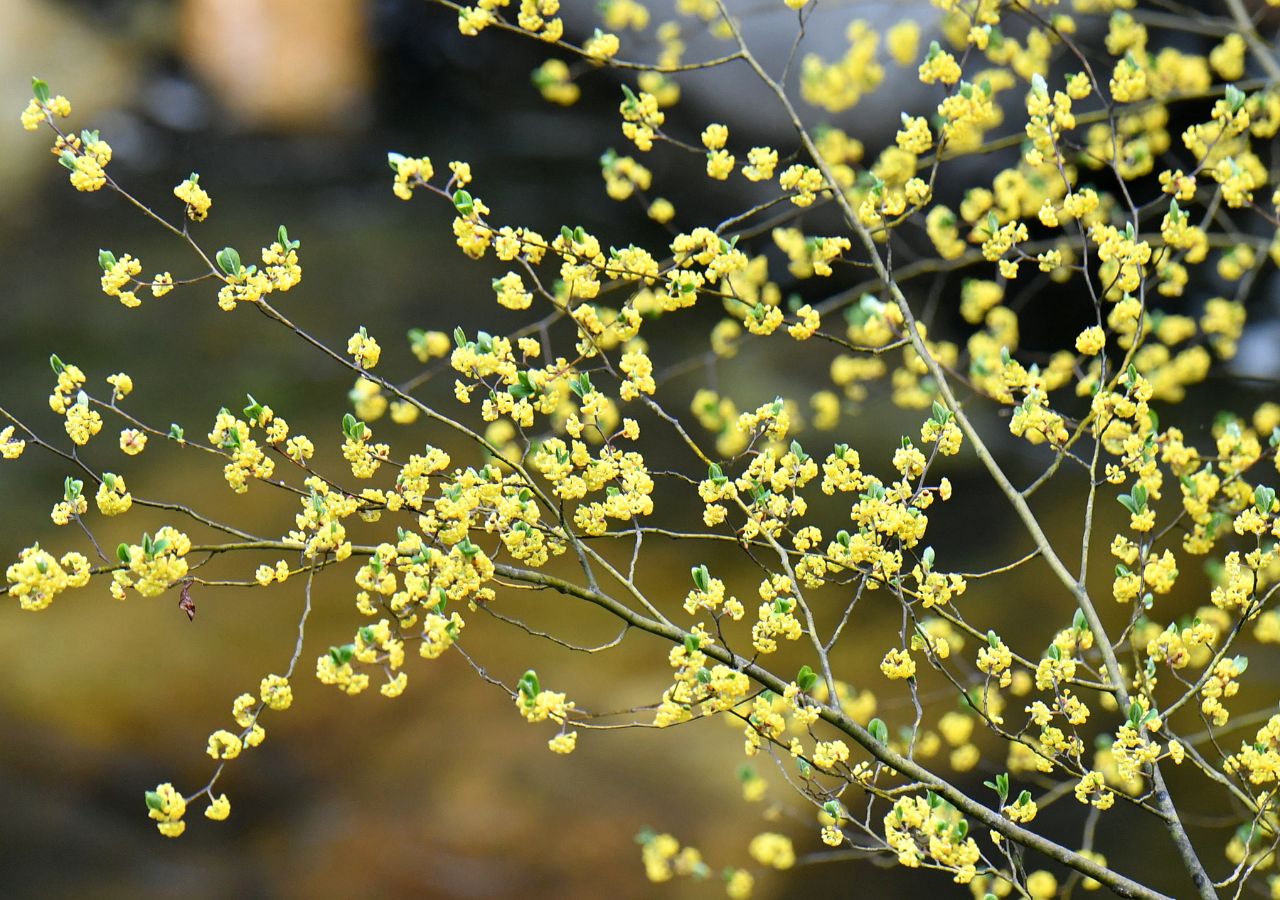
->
[178,0,372,130]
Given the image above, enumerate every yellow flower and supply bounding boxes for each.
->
[119,428,147,455]
[742,147,778,182]
[145,782,187,837]
[1076,326,1106,355]
[106,372,133,398]
[880,647,916,680]
[204,793,231,821]
[647,197,674,223]
[6,546,91,611]
[918,42,962,85]
[65,403,103,446]
[1026,870,1058,899]
[20,99,47,130]
[726,869,754,899]
[705,149,735,180]
[701,123,729,150]
[886,21,920,65]
[173,174,212,221]
[896,115,932,154]
[260,674,293,711]
[380,672,408,697]
[748,832,795,869]
[206,729,243,760]
[548,731,578,753]
[347,327,382,368]
[0,425,26,459]
[584,30,620,61]
[95,474,133,516]
[493,271,533,310]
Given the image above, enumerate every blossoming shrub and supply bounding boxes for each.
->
[9,0,1280,896]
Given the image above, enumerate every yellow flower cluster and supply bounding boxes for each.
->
[173,173,212,221]
[111,527,191,599]
[5,545,91,611]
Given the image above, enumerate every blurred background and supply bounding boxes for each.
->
[2,0,1280,897]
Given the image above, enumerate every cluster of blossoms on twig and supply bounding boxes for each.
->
[10,0,1280,894]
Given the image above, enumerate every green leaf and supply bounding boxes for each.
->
[116,543,131,564]
[31,77,50,104]
[868,718,889,744]
[341,413,365,441]
[518,669,541,700]
[243,394,264,422]
[569,373,593,398]
[691,564,710,592]
[453,190,474,216]
[168,423,185,442]
[143,790,164,812]
[216,247,242,276]
[1225,83,1246,112]
[1255,485,1275,516]
[98,249,117,271]
[796,665,818,693]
